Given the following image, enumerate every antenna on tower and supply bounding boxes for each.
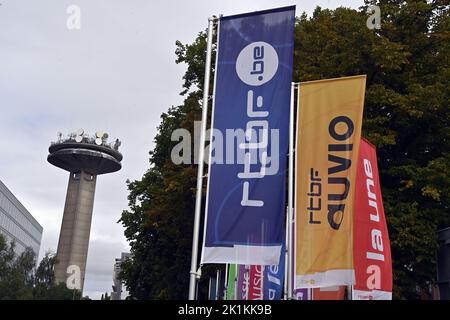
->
[95,132,104,145]
[75,129,84,143]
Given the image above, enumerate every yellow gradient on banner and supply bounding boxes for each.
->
[295,75,366,288]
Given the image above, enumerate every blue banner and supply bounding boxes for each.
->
[263,243,285,300]
[201,6,295,265]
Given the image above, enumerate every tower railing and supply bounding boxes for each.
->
[51,133,121,151]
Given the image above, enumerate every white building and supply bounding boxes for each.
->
[0,179,43,258]
[111,252,131,300]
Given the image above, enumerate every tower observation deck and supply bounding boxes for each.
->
[48,130,122,293]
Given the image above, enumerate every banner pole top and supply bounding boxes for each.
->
[208,15,221,22]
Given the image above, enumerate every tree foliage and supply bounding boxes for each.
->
[120,1,449,299]
[101,292,111,300]
[0,234,81,300]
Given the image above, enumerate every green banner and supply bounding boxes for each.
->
[226,264,237,300]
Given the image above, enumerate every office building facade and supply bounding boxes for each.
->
[111,252,131,300]
[0,179,43,257]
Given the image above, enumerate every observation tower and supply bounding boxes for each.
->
[48,129,122,293]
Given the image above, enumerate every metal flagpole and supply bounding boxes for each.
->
[283,206,289,299]
[207,278,211,300]
[188,16,215,300]
[287,82,296,299]
[224,264,229,299]
[234,268,238,300]
[215,269,221,300]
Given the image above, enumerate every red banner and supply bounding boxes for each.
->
[352,138,392,299]
[313,286,346,300]
[248,265,264,300]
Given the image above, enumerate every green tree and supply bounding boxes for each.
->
[101,292,111,300]
[293,0,449,299]
[32,251,82,300]
[120,2,449,299]
[0,236,34,299]
[0,234,81,300]
[32,251,57,299]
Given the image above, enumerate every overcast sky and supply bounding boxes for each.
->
[0,0,362,299]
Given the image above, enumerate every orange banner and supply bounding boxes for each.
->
[295,75,366,288]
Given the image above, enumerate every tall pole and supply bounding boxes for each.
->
[208,277,212,300]
[224,263,229,299]
[283,206,289,300]
[234,269,238,300]
[215,269,221,300]
[188,17,215,300]
[287,82,295,299]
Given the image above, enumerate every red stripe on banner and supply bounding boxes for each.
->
[353,138,392,299]
[248,265,264,300]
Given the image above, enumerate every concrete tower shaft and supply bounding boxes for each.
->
[54,171,97,291]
